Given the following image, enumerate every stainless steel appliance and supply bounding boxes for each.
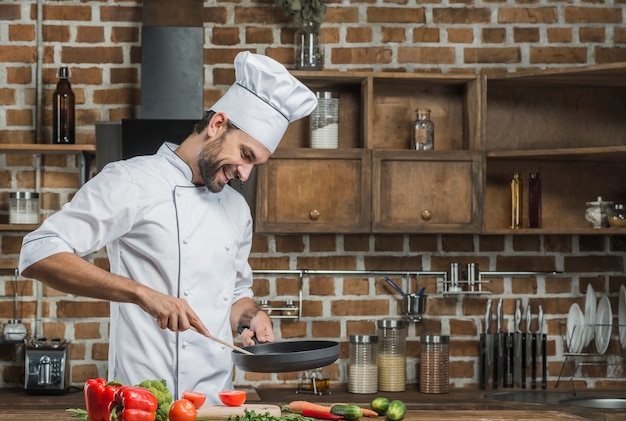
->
[24,338,71,394]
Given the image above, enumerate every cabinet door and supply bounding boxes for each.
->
[255,149,371,233]
[372,150,483,233]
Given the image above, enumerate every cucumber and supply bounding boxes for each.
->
[331,404,363,420]
[370,397,390,415]
[386,400,406,421]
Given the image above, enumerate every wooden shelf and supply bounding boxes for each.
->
[0,144,95,154]
[487,146,626,162]
[0,224,38,231]
[483,227,626,235]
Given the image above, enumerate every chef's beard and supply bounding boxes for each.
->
[198,133,231,193]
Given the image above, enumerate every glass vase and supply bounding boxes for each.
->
[294,21,324,70]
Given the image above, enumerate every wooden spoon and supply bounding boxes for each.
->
[190,326,254,355]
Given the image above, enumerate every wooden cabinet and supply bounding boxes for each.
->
[255,71,483,234]
[372,150,483,233]
[483,62,626,234]
[255,149,371,233]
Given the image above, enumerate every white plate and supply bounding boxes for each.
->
[584,284,596,347]
[617,285,626,349]
[595,294,613,355]
[567,303,585,353]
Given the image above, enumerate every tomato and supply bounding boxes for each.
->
[218,389,247,407]
[169,398,197,421]
[182,391,207,409]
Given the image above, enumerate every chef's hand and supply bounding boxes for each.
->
[241,311,275,346]
[140,289,210,335]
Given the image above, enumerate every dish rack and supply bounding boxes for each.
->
[555,321,626,387]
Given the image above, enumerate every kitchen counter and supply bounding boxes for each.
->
[0,386,624,420]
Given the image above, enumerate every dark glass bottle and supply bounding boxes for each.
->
[52,66,75,144]
[528,172,542,228]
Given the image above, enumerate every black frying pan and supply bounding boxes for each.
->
[233,326,339,372]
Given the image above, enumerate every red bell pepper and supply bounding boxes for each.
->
[109,386,158,421]
[84,378,123,421]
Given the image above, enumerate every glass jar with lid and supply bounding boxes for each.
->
[349,334,378,394]
[377,319,407,391]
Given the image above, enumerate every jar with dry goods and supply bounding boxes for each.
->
[377,319,406,392]
[349,334,378,394]
[419,334,449,394]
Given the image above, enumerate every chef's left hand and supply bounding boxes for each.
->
[241,311,275,346]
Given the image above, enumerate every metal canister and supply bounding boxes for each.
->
[348,334,378,394]
[420,334,449,394]
[377,319,406,392]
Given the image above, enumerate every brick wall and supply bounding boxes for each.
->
[1,0,626,390]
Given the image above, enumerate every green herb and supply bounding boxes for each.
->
[66,408,89,420]
[277,0,327,25]
[227,409,316,421]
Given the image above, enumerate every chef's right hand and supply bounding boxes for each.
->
[140,289,210,335]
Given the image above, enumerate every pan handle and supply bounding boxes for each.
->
[237,325,260,344]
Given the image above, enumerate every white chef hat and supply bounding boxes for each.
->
[210,51,317,153]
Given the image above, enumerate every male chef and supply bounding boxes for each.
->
[18,52,317,401]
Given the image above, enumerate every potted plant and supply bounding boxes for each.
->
[278,0,327,70]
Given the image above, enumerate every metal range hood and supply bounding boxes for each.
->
[95,0,256,211]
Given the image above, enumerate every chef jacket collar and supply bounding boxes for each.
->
[158,142,194,185]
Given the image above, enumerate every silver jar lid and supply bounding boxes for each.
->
[377,319,407,329]
[350,334,378,344]
[10,191,39,199]
[421,334,449,344]
[315,91,338,99]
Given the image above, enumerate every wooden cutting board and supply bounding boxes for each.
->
[196,404,282,419]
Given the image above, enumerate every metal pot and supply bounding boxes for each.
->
[231,340,340,373]
[404,294,427,321]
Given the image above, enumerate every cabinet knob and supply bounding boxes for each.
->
[421,209,432,221]
[309,209,321,220]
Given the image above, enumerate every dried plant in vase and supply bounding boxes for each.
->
[278,0,327,70]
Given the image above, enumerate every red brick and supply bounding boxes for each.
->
[595,47,626,63]
[514,27,540,43]
[397,46,455,64]
[44,4,92,21]
[464,47,521,63]
[0,4,21,20]
[99,6,141,23]
[76,26,105,43]
[367,7,425,23]
[579,27,605,43]
[9,23,35,42]
[529,47,587,64]
[246,27,274,44]
[413,27,440,43]
[433,7,491,24]
[56,300,110,318]
[447,28,474,43]
[332,47,393,65]
[347,26,373,43]
[547,27,573,43]
[564,6,623,23]
[498,7,557,24]
[309,234,337,252]
[212,27,241,45]
[382,27,407,43]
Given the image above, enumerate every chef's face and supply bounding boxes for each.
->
[198,127,270,193]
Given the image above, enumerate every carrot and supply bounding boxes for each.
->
[285,401,333,414]
[359,408,379,417]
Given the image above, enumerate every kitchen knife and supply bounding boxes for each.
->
[485,299,493,388]
[513,299,522,387]
[507,332,514,388]
[537,306,548,389]
[480,332,487,390]
[495,298,503,388]
[531,332,537,389]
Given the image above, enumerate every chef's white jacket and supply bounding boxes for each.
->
[19,142,255,402]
